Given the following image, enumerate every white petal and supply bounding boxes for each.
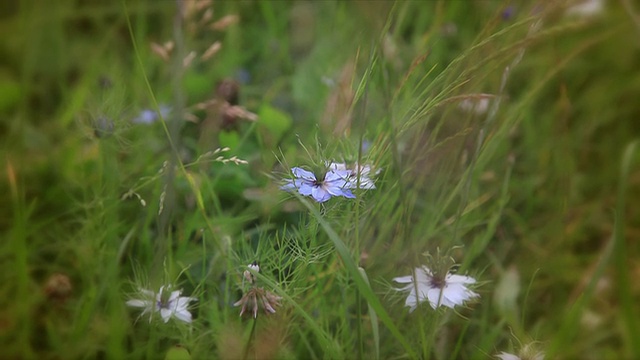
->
[426,287,444,309]
[393,275,413,284]
[446,273,476,284]
[160,308,173,323]
[175,296,195,310]
[327,162,347,171]
[248,264,260,272]
[126,299,151,308]
[168,290,182,303]
[174,309,193,323]
[139,289,155,297]
[496,352,521,360]
[414,267,433,283]
[404,291,419,312]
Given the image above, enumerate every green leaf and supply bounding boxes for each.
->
[257,104,292,146]
[219,130,241,150]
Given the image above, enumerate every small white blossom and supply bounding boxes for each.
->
[496,343,545,360]
[565,0,604,18]
[243,263,260,284]
[496,353,520,360]
[126,285,196,323]
[393,266,478,311]
[496,351,544,360]
[458,98,490,115]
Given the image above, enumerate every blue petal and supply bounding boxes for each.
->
[298,183,315,196]
[291,167,316,181]
[340,188,356,199]
[280,180,296,191]
[311,187,331,202]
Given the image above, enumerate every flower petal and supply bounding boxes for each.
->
[311,187,331,202]
[160,308,173,323]
[280,180,296,191]
[126,299,151,308]
[446,274,476,284]
[291,167,316,181]
[298,182,315,196]
[168,290,181,303]
[393,275,414,284]
[173,309,193,323]
[426,287,444,309]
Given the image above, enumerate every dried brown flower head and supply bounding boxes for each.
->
[43,273,72,303]
[234,287,282,319]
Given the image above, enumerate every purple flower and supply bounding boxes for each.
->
[281,167,355,203]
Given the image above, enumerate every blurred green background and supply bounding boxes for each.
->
[1,0,639,359]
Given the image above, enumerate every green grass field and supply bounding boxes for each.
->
[2,1,640,359]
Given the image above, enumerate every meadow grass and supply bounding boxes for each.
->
[2,0,640,359]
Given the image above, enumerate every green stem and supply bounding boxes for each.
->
[242,317,258,360]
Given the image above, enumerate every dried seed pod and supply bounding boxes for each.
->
[43,273,73,303]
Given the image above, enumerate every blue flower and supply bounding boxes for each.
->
[133,105,172,124]
[281,167,355,203]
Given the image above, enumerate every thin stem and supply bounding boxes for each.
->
[242,317,258,360]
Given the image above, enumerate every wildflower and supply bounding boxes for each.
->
[328,162,379,189]
[393,266,478,312]
[243,262,260,284]
[93,116,114,138]
[496,353,520,360]
[458,98,490,115]
[132,105,171,124]
[496,342,545,360]
[126,285,196,323]
[281,167,355,203]
[565,0,604,18]
[234,263,282,318]
[234,287,283,318]
[496,351,544,360]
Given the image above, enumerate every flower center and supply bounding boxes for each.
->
[429,276,446,289]
[157,289,172,309]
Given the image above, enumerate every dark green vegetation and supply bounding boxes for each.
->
[1,1,639,359]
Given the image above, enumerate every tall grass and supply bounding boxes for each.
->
[1,0,639,359]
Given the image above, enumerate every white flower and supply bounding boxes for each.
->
[495,353,520,360]
[458,98,490,115]
[126,285,196,323]
[495,351,544,360]
[565,0,604,18]
[393,266,478,312]
[327,162,379,189]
